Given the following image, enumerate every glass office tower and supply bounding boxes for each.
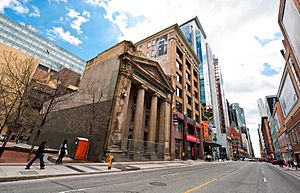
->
[180,17,209,106]
[0,13,85,74]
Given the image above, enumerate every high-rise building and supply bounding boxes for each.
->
[257,124,266,159]
[213,57,228,157]
[180,17,210,106]
[0,13,85,74]
[180,17,229,159]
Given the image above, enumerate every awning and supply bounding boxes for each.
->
[203,141,222,147]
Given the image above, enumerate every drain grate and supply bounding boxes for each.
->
[149,182,167,186]
[19,170,38,175]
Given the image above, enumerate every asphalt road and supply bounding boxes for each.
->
[0,162,299,193]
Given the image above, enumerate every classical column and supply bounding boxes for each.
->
[164,100,171,160]
[147,93,158,156]
[132,85,147,158]
[158,97,171,160]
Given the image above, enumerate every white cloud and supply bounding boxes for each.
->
[0,0,29,14]
[51,26,82,45]
[66,8,90,34]
[29,5,40,17]
[85,0,285,158]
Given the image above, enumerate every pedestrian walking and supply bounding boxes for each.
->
[25,141,47,169]
[55,139,68,164]
[293,160,298,170]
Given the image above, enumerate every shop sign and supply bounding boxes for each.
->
[203,121,209,139]
[185,134,197,142]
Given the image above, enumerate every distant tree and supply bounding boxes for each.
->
[27,69,79,160]
[83,80,108,140]
[0,51,37,157]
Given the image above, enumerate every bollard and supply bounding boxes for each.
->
[107,154,114,170]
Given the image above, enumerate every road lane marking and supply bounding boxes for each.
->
[263,177,266,183]
[262,171,264,174]
[161,172,180,177]
[184,178,217,193]
[58,189,86,193]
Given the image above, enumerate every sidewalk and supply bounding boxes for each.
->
[270,164,300,179]
[0,142,232,182]
[0,157,221,182]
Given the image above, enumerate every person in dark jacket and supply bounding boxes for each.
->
[55,139,68,164]
[25,141,47,169]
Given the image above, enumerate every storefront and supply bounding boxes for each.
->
[172,112,203,160]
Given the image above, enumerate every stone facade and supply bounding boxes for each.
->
[34,41,173,162]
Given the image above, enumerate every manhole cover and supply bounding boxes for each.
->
[149,182,167,186]
[19,171,38,175]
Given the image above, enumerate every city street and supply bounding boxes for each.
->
[0,161,299,193]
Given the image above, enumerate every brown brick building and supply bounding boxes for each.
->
[135,24,204,160]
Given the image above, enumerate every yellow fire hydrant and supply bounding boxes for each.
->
[107,154,114,170]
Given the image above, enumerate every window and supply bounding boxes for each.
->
[187,108,192,118]
[193,69,198,78]
[194,91,198,99]
[176,87,182,98]
[186,72,191,80]
[185,83,191,92]
[186,95,191,105]
[176,101,183,112]
[196,114,200,123]
[176,60,182,71]
[147,41,151,48]
[176,47,183,60]
[151,50,155,57]
[186,60,191,70]
[175,122,182,133]
[194,80,198,89]
[152,40,155,46]
[146,52,150,58]
[195,102,199,111]
[176,73,182,84]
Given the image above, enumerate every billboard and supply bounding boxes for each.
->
[203,121,209,139]
[278,72,298,118]
[282,0,300,66]
[155,34,168,57]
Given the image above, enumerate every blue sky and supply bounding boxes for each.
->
[261,63,280,77]
[1,0,123,60]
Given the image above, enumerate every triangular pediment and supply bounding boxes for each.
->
[131,55,172,92]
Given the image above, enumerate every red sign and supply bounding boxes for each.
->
[203,121,209,139]
[185,134,197,142]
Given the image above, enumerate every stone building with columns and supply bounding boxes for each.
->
[35,40,173,161]
[135,24,204,160]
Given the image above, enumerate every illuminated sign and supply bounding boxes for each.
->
[185,134,197,142]
[203,121,209,139]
